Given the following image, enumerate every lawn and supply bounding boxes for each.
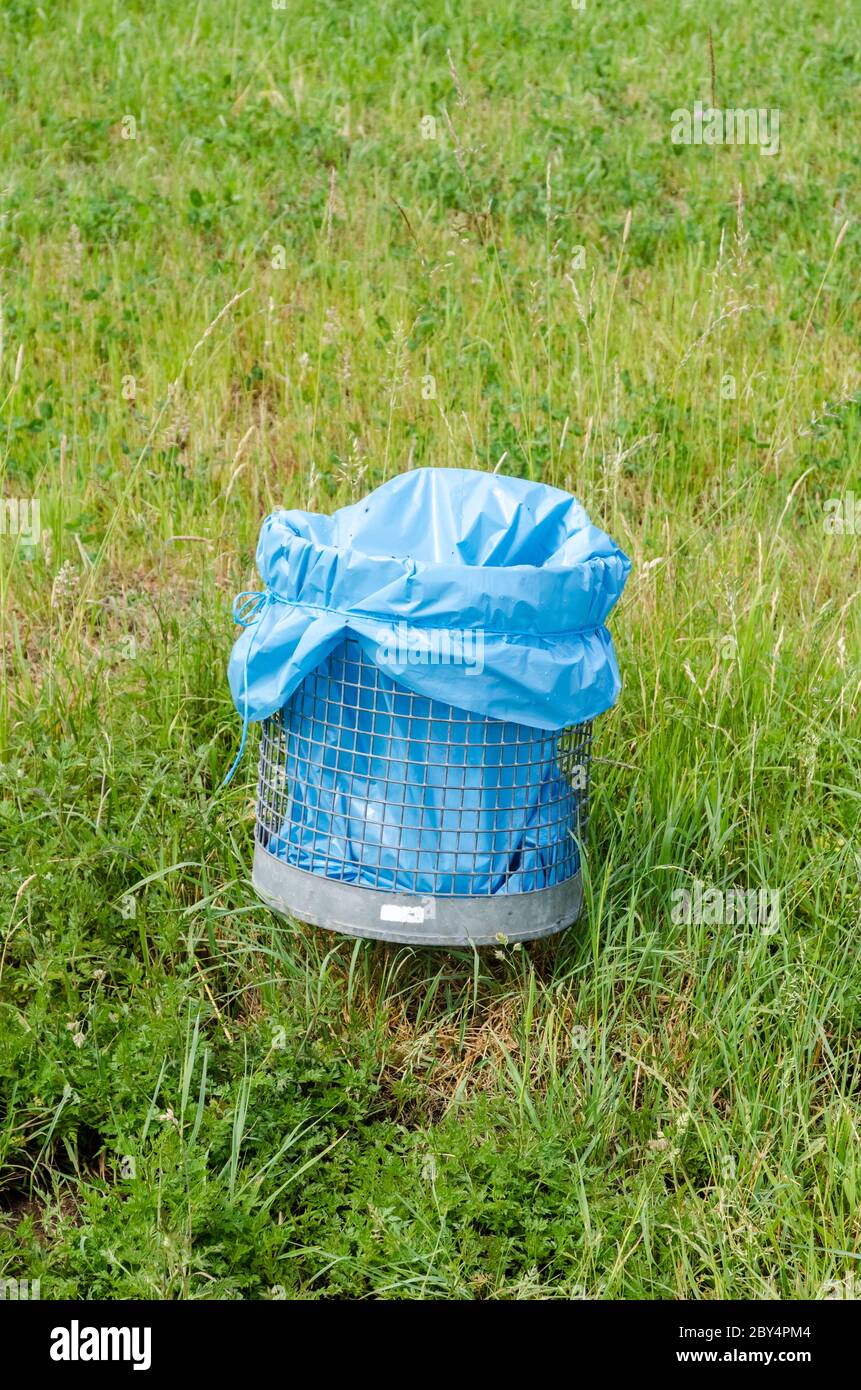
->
[1,0,859,1299]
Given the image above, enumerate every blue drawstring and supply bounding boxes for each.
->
[232,590,269,627]
[223,590,271,787]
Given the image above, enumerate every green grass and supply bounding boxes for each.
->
[1,0,860,1299]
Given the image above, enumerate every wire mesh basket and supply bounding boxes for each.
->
[252,637,592,945]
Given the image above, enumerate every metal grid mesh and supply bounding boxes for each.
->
[255,637,592,898]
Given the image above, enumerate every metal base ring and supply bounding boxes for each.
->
[251,842,583,947]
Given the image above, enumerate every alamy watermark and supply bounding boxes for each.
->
[820,1273,858,1300]
[672,879,780,931]
[671,102,780,157]
[824,491,860,535]
[0,497,41,544]
[376,621,485,676]
[0,1276,40,1300]
[50,1321,151,1371]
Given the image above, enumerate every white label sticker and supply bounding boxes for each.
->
[380,904,425,924]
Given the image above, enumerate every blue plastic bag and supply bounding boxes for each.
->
[228,467,630,741]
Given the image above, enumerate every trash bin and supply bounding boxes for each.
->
[227,467,630,946]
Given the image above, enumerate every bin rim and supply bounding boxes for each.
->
[265,522,626,575]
